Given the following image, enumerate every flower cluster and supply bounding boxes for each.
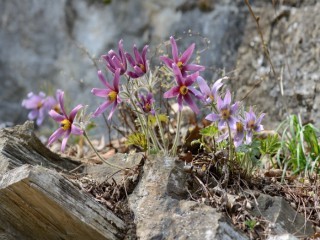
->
[22,90,62,126]
[22,36,265,154]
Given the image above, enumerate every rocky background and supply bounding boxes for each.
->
[0,0,319,130]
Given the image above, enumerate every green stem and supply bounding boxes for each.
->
[171,110,182,156]
[83,131,123,170]
[226,122,233,162]
[155,113,168,154]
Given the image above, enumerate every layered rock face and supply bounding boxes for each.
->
[1,0,319,129]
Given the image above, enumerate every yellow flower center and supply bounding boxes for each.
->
[53,104,61,113]
[37,102,43,109]
[108,91,117,102]
[209,94,215,101]
[179,86,188,95]
[236,122,244,132]
[145,103,151,112]
[60,119,71,131]
[177,61,183,70]
[139,63,146,73]
[221,109,230,120]
[247,120,255,129]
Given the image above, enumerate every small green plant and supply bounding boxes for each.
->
[236,140,261,176]
[126,132,147,151]
[276,114,320,176]
[245,219,257,230]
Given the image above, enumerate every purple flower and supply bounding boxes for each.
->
[22,92,52,126]
[138,92,155,115]
[163,64,201,114]
[244,107,265,144]
[46,89,64,114]
[125,44,149,78]
[197,76,224,104]
[91,69,121,120]
[102,39,127,75]
[205,90,239,129]
[234,121,245,147]
[47,91,83,152]
[160,36,205,76]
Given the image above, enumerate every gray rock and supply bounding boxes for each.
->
[234,2,320,129]
[84,152,144,184]
[251,194,314,237]
[129,155,248,239]
[267,233,299,240]
[0,121,80,174]
[0,0,249,128]
[0,164,126,239]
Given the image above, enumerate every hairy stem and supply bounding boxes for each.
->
[171,110,182,156]
[83,131,123,170]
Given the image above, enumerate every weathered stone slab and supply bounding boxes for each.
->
[129,155,248,240]
[84,153,144,184]
[251,194,314,237]
[0,165,126,240]
[0,121,80,174]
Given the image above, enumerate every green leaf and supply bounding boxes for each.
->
[126,132,147,151]
[148,114,168,127]
[260,134,281,155]
[199,125,218,137]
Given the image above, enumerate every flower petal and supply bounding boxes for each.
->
[142,45,149,64]
[172,64,184,86]
[107,102,118,120]
[71,124,83,135]
[98,71,113,89]
[205,113,220,122]
[170,36,179,62]
[113,69,121,92]
[125,52,136,68]
[223,90,232,106]
[58,91,67,118]
[69,104,83,122]
[185,71,199,86]
[61,131,71,152]
[228,116,237,129]
[230,101,239,114]
[197,76,210,96]
[180,43,195,64]
[188,86,202,99]
[183,63,205,72]
[48,109,65,122]
[91,88,110,98]
[133,45,143,64]
[159,56,174,68]
[93,101,113,117]
[133,65,145,76]
[163,86,180,98]
[47,128,65,147]
[28,110,38,120]
[183,94,199,114]
[256,113,266,125]
[245,131,253,145]
[127,71,139,79]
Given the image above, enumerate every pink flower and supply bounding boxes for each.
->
[102,39,127,75]
[125,44,149,78]
[160,36,205,76]
[91,69,121,120]
[138,92,155,115]
[47,91,83,152]
[163,64,201,114]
